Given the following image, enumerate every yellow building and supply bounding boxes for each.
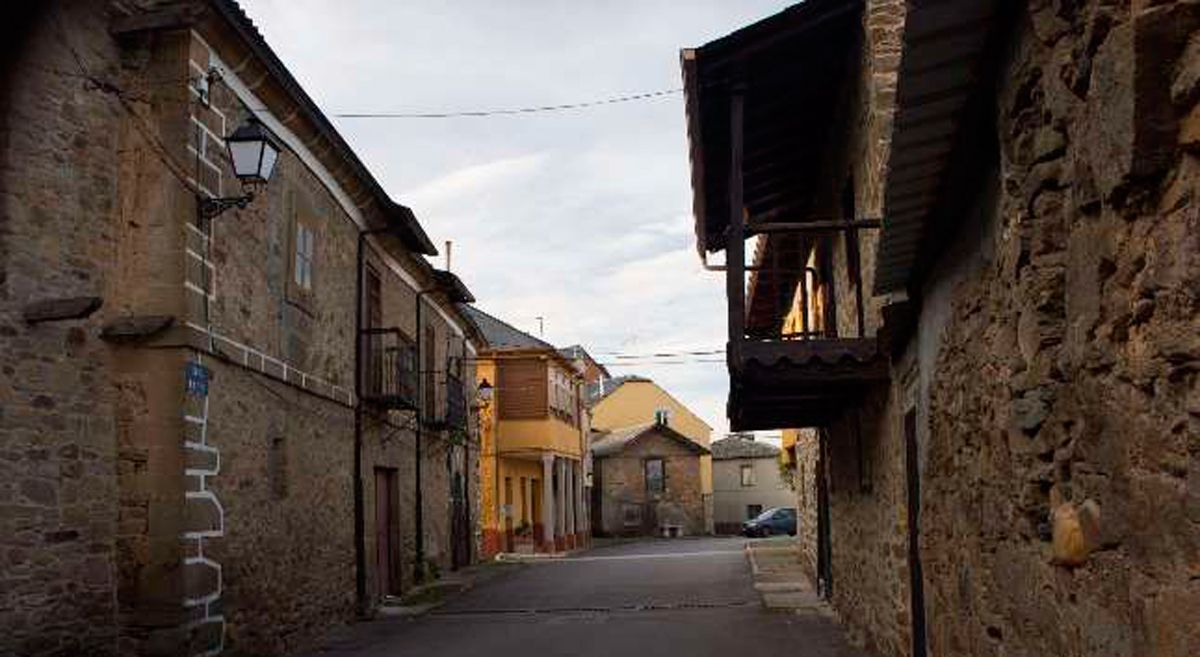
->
[588,377,714,533]
[464,306,590,555]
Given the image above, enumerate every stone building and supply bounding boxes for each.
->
[588,375,715,532]
[591,422,710,537]
[710,434,793,535]
[1,2,481,656]
[682,1,1200,656]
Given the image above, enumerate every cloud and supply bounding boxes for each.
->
[237,0,798,436]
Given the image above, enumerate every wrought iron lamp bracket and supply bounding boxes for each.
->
[198,192,255,221]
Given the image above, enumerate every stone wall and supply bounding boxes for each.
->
[1,3,480,655]
[1,2,138,655]
[798,1,1200,657]
[917,2,1200,656]
[596,434,706,537]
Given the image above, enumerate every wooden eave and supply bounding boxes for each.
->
[874,0,1010,294]
[186,0,438,256]
[681,0,863,256]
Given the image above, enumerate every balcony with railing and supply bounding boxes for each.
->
[443,370,468,431]
[361,328,418,411]
[681,0,888,431]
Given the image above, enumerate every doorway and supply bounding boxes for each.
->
[374,467,401,597]
[904,409,928,657]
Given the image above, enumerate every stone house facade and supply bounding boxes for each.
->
[710,435,793,535]
[683,1,1200,657]
[1,2,480,656]
[591,423,710,537]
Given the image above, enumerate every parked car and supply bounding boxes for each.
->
[742,507,796,537]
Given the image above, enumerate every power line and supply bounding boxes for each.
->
[331,88,682,119]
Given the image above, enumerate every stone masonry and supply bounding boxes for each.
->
[783,1,1200,657]
[1,2,480,656]
[594,430,707,537]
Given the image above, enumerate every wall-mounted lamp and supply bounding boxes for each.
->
[477,378,494,406]
[199,117,283,220]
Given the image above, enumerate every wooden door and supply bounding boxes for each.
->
[375,468,400,597]
[905,409,928,657]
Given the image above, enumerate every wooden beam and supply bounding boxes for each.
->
[727,90,747,359]
[748,219,882,233]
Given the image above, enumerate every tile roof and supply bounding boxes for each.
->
[460,305,554,351]
[589,423,710,458]
[710,435,780,460]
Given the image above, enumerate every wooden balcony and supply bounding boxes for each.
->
[729,338,888,431]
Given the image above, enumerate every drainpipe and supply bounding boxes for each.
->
[413,287,435,583]
[354,228,389,615]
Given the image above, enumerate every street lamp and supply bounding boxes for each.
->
[199,116,284,220]
[477,378,494,406]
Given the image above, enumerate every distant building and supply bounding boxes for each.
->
[465,306,590,556]
[588,376,715,533]
[590,422,710,537]
[711,435,794,534]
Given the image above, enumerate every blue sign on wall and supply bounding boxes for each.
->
[185,361,210,397]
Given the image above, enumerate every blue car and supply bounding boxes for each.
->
[742,507,797,537]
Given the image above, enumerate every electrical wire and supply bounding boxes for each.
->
[331,88,682,119]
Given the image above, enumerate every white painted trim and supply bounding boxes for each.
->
[182,556,223,608]
[198,31,471,339]
[183,490,224,540]
[184,321,355,405]
[184,441,220,477]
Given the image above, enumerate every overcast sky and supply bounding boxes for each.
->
[239,0,794,436]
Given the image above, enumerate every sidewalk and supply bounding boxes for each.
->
[744,538,833,616]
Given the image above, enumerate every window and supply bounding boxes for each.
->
[645,458,665,494]
[293,223,314,290]
[740,463,755,487]
[653,408,671,426]
[747,504,763,520]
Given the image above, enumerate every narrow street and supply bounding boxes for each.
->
[307,538,866,657]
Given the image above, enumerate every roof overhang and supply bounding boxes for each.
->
[682,0,863,256]
[168,1,441,257]
[433,269,475,304]
[874,0,1009,294]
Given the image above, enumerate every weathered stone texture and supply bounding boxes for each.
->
[596,433,706,537]
[917,3,1200,655]
[1,2,131,655]
[3,3,481,656]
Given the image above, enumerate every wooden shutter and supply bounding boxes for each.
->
[498,359,547,419]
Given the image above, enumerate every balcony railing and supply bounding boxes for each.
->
[444,371,467,431]
[361,328,418,411]
[727,227,887,431]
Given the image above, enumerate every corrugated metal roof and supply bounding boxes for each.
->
[874,0,1005,294]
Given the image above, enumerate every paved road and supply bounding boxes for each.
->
[307,538,868,657]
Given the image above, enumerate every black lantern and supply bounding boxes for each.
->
[225,117,282,186]
[198,116,283,220]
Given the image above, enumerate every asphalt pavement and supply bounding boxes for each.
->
[302,537,869,657]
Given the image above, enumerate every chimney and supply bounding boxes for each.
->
[445,240,453,272]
